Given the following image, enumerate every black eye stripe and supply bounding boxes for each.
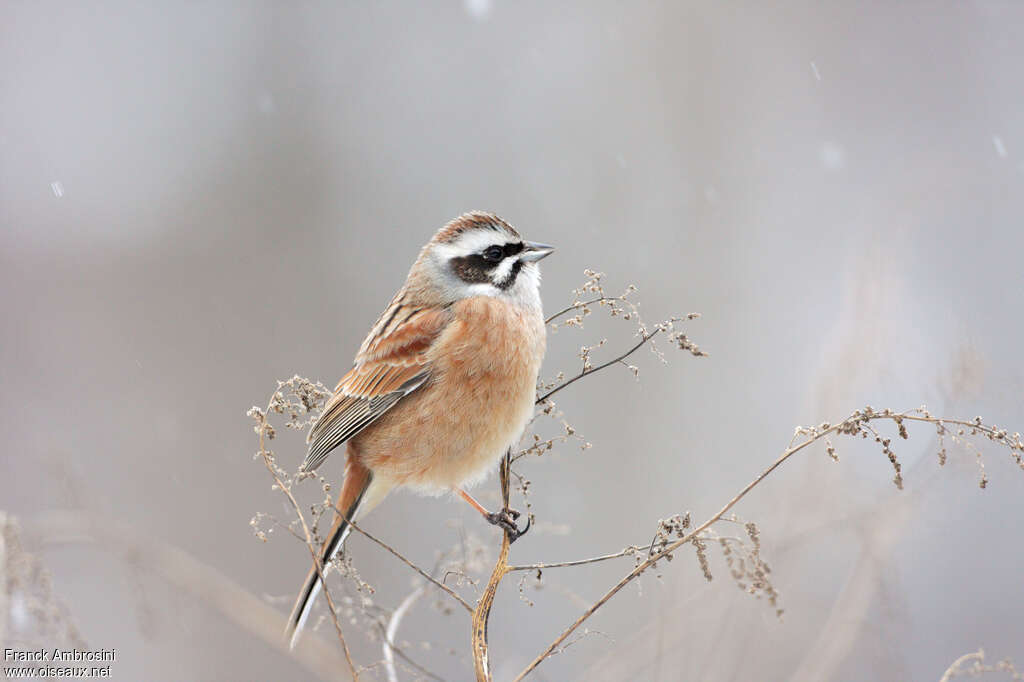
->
[450,254,495,283]
[481,242,523,259]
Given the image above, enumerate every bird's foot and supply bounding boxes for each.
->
[485,508,531,543]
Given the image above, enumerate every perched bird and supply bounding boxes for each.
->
[286,211,553,648]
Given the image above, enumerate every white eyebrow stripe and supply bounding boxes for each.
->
[432,229,517,264]
[452,230,509,254]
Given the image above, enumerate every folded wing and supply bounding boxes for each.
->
[301,304,449,472]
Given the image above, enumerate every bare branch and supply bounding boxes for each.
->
[506,545,649,572]
[536,330,661,405]
[544,296,616,325]
[940,648,1023,682]
[323,505,474,613]
[512,408,1024,681]
[471,451,516,682]
[382,585,446,682]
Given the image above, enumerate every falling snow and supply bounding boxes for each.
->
[819,142,846,171]
[992,135,1008,158]
[258,92,276,115]
[464,0,492,21]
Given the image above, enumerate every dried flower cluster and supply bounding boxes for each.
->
[718,521,782,617]
[822,406,1024,490]
[545,269,640,332]
[633,510,784,617]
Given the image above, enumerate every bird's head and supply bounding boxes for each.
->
[416,212,554,308]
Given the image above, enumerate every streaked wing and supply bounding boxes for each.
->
[301,304,449,472]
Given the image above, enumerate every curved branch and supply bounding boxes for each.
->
[536,331,660,405]
[335,513,472,613]
[506,545,648,572]
[471,451,515,681]
[512,408,1023,681]
[544,297,614,325]
[383,586,444,682]
[511,416,850,680]
[939,650,985,682]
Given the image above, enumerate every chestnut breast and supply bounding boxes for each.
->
[353,296,546,491]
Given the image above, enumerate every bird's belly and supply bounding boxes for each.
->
[352,298,544,493]
[359,374,536,493]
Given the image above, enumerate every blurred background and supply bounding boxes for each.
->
[2,1,1023,680]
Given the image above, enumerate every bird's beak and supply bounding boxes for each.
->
[519,241,555,262]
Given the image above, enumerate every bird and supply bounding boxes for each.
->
[286,211,554,648]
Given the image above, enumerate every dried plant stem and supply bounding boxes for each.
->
[544,296,615,325]
[507,545,649,572]
[536,330,660,405]
[471,452,515,682]
[338,514,473,613]
[255,407,359,680]
[511,427,815,680]
[268,501,464,606]
[940,650,986,682]
[472,539,509,682]
[938,648,1023,681]
[383,585,429,682]
[511,409,1013,681]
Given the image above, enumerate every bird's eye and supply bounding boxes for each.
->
[482,245,504,263]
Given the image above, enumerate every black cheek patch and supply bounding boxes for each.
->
[450,255,493,284]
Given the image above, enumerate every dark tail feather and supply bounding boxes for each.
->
[286,459,373,649]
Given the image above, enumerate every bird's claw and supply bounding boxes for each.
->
[485,508,530,543]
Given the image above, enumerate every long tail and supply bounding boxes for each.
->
[286,457,373,650]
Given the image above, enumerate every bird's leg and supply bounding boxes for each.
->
[456,488,530,543]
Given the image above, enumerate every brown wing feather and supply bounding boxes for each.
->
[301,305,448,472]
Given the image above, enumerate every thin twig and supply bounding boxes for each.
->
[511,417,849,680]
[471,451,515,682]
[383,586,436,682]
[940,649,986,682]
[536,330,660,405]
[255,406,359,679]
[544,296,615,325]
[324,507,474,613]
[507,545,648,572]
[511,409,1023,681]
